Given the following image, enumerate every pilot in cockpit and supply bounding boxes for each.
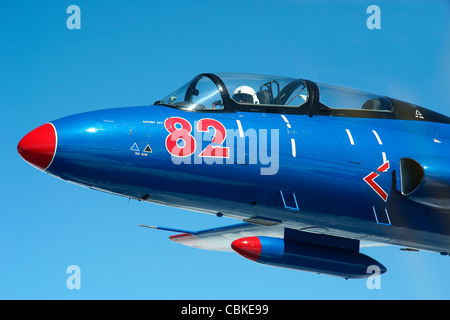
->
[232,86,260,104]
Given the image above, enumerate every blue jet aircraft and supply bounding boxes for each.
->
[18,73,450,279]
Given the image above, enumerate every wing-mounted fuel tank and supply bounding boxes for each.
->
[231,230,386,279]
[398,157,450,209]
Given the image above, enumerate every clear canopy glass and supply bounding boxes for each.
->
[159,73,392,114]
[317,83,392,111]
[160,75,224,111]
[219,73,308,107]
[160,73,309,111]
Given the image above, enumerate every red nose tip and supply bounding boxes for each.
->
[231,237,262,261]
[17,123,57,170]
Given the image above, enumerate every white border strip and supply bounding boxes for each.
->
[44,122,58,171]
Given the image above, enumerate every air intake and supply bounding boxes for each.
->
[399,156,450,209]
[400,158,424,195]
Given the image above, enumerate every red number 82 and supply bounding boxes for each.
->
[164,117,229,158]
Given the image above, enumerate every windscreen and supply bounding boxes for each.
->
[160,76,223,111]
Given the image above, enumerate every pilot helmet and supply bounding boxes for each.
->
[232,86,259,104]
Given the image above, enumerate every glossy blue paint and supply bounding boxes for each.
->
[45,102,450,252]
[48,106,170,199]
[255,236,386,279]
[18,73,450,276]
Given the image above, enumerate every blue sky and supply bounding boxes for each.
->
[1,0,449,299]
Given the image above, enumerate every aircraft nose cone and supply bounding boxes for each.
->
[17,123,57,170]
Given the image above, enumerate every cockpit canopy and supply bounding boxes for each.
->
[158,73,449,123]
[160,73,309,111]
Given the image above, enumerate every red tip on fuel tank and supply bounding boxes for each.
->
[17,123,57,171]
[231,237,262,261]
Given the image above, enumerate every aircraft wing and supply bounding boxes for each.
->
[140,222,388,278]
[140,222,284,252]
[140,222,386,252]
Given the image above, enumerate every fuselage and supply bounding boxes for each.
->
[40,103,450,254]
[17,73,450,257]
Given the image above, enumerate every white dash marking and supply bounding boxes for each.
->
[236,120,244,138]
[345,129,355,145]
[372,130,383,145]
[280,115,292,128]
[291,138,297,157]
